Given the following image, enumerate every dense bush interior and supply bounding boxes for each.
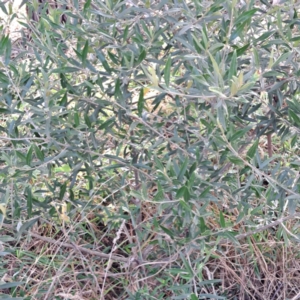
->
[1,0,300,299]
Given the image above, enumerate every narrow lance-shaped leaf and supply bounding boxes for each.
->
[123,25,129,41]
[228,50,237,81]
[59,182,67,200]
[84,113,92,128]
[183,187,191,201]
[289,110,300,126]
[207,51,224,88]
[34,144,44,161]
[84,0,91,12]
[95,50,111,73]
[59,92,68,106]
[219,211,226,228]
[234,8,257,25]
[20,75,34,98]
[82,41,89,66]
[136,49,146,65]
[26,145,33,166]
[4,36,11,66]
[99,117,115,130]
[159,224,174,239]
[137,88,144,116]
[176,186,186,199]
[26,187,32,218]
[17,217,40,241]
[230,126,252,142]
[164,55,171,87]
[0,2,8,15]
[178,157,189,181]
[114,78,123,101]
[0,281,24,289]
[217,106,227,131]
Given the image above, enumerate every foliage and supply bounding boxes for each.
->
[0,0,300,299]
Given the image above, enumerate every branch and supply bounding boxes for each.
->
[1,223,129,263]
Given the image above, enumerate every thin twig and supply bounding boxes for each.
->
[1,223,129,263]
[2,212,300,267]
[216,212,300,246]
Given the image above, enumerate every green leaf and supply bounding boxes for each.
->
[271,51,291,68]
[228,155,244,165]
[219,231,239,245]
[95,50,111,73]
[83,0,91,12]
[82,41,89,66]
[234,9,257,25]
[219,211,225,228]
[200,186,211,198]
[201,26,208,49]
[59,92,68,106]
[193,34,205,53]
[178,157,189,181]
[235,43,250,57]
[189,162,197,175]
[164,55,171,87]
[26,145,33,166]
[230,126,252,142]
[176,186,186,199]
[183,186,191,201]
[0,2,8,15]
[136,49,146,65]
[26,187,32,218]
[74,112,80,127]
[253,47,260,68]
[114,78,122,101]
[59,182,67,200]
[290,36,300,42]
[159,224,174,239]
[123,25,129,41]
[108,51,119,64]
[17,217,40,241]
[190,294,198,300]
[98,117,115,130]
[289,109,300,126]
[154,156,164,170]
[154,182,164,201]
[16,151,26,162]
[52,67,81,73]
[137,88,144,116]
[291,134,297,148]
[260,155,278,169]
[4,37,11,66]
[102,163,124,171]
[0,282,24,289]
[228,50,237,80]
[199,217,207,233]
[217,106,226,130]
[180,252,194,275]
[247,139,259,159]
[0,71,9,84]
[84,113,92,128]
[207,51,224,88]
[34,145,44,161]
[254,31,275,44]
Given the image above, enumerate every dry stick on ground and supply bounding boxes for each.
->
[217,212,300,244]
[3,212,300,267]
[2,223,128,263]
